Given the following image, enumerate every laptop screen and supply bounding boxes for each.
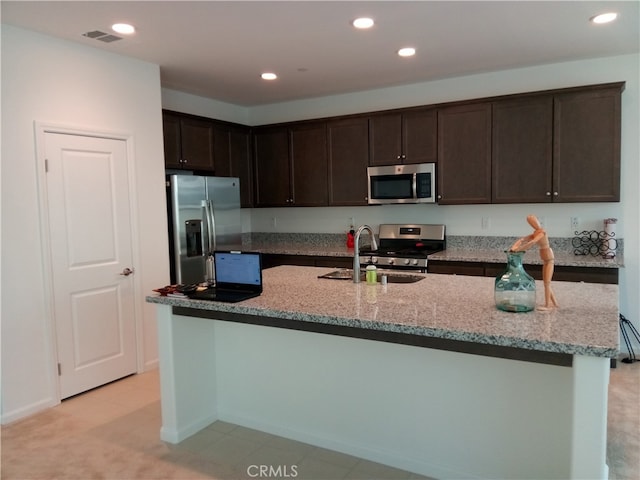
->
[214,251,262,291]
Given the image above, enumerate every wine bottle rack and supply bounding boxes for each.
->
[572,230,617,258]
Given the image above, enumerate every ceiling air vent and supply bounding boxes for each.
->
[82,30,122,43]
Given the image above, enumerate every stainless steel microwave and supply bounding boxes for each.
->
[367,163,436,205]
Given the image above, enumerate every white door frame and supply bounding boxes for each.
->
[35,122,144,403]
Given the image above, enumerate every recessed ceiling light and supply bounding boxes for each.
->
[398,47,416,57]
[261,73,277,80]
[590,12,618,24]
[112,23,135,35]
[352,17,374,29]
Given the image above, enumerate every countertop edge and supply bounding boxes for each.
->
[146,293,618,360]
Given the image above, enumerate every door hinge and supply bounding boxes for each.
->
[57,363,61,376]
[45,159,49,172]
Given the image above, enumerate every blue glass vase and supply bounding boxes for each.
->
[495,251,536,312]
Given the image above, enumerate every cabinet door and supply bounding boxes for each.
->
[437,103,492,204]
[180,117,215,172]
[254,127,290,206]
[492,96,553,203]
[213,123,232,177]
[229,127,254,208]
[214,123,254,208]
[327,118,370,206]
[290,123,328,206]
[369,113,402,166]
[427,261,485,276]
[402,108,437,164]
[162,112,182,169]
[553,86,621,202]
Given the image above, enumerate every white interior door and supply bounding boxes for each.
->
[44,132,137,399]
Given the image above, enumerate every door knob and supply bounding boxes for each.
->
[120,267,134,276]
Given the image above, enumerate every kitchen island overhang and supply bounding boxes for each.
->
[148,266,619,480]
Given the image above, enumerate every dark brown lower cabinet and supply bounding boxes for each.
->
[429,260,618,284]
[262,254,352,270]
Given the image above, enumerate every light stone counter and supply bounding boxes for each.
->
[246,242,356,258]
[149,266,618,479]
[428,247,623,268]
[244,233,624,268]
[147,265,619,358]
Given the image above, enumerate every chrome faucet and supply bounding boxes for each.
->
[353,224,378,283]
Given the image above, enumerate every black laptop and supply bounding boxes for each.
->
[191,251,263,303]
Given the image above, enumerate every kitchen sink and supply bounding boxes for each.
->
[318,269,425,284]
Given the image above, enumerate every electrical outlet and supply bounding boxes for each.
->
[349,217,355,229]
[571,217,580,233]
[481,217,490,230]
[271,217,277,229]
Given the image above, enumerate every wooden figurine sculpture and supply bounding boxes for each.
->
[509,215,559,310]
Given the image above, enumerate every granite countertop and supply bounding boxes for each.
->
[245,236,624,268]
[147,265,619,358]
[428,248,624,268]
[247,241,356,258]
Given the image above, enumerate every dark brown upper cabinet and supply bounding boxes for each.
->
[328,117,370,206]
[254,126,290,207]
[214,122,254,207]
[254,122,328,207]
[437,103,492,204]
[553,84,622,203]
[492,83,622,204]
[164,82,622,209]
[289,123,328,206]
[163,111,215,172]
[492,96,553,203]
[369,109,437,166]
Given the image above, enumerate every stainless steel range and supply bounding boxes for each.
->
[359,224,446,272]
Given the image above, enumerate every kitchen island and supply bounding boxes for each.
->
[147,266,619,479]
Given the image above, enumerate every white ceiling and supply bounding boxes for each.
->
[2,1,639,106]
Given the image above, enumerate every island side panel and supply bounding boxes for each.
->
[156,305,218,443]
[212,318,575,480]
[570,355,611,479]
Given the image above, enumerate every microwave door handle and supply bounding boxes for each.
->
[412,173,418,200]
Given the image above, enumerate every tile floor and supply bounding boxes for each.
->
[2,360,638,479]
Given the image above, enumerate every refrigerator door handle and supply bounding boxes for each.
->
[201,200,211,255]
[207,200,217,253]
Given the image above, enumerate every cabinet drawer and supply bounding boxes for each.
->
[428,261,485,276]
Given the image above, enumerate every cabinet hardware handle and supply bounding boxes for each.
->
[553,192,559,196]
[546,192,551,196]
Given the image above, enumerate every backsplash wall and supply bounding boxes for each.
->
[248,203,624,239]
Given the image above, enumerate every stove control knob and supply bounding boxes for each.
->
[403,259,410,265]
[411,259,419,265]
[371,257,378,264]
[387,258,395,265]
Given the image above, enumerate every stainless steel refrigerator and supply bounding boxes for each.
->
[168,174,242,285]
